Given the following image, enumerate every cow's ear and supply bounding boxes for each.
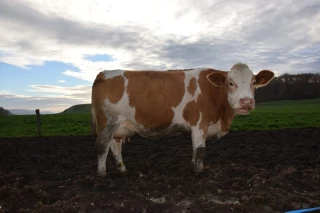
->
[207,72,226,87]
[255,70,275,88]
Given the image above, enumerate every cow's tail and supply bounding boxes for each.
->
[91,105,97,136]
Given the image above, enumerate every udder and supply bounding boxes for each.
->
[113,121,136,142]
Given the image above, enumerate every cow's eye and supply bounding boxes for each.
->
[229,82,234,86]
[253,81,256,85]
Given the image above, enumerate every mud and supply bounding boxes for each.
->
[0,128,319,213]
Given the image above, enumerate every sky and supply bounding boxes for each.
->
[0,0,320,113]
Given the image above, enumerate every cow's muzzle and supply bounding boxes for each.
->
[235,98,255,115]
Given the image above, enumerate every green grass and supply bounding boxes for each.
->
[62,104,91,113]
[1,99,320,137]
[0,113,91,137]
[231,98,320,131]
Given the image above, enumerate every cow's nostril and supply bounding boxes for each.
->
[240,98,255,107]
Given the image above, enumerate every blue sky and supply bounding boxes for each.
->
[1,0,320,113]
[1,61,84,95]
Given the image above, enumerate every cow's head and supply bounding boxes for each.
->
[207,63,274,115]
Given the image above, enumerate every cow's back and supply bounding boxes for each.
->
[92,70,188,135]
[123,71,185,130]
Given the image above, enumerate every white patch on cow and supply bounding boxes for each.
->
[227,64,254,110]
[103,76,137,137]
[171,68,206,127]
[191,112,205,149]
[207,120,222,138]
[102,69,125,80]
[191,112,205,173]
[113,121,135,138]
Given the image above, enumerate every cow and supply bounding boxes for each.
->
[91,63,274,177]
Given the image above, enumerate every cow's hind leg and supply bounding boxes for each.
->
[110,139,127,173]
[95,114,119,177]
[96,132,114,177]
[191,128,207,173]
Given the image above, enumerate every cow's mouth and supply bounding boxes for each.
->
[235,108,250,115]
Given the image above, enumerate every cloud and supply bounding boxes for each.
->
[0,1,142,49]
[0,0,319,81]
[58,80,66,83]
[27,84,91,100]
[0,91,86,113]
[1,0,320,112]
[0,0,146,78]
[0,84,91,112]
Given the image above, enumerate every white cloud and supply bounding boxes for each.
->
[0,0,319,82]
[1,0,320,110]
[27,84,91,101]
[0,84,91,113]
[58,80,66,83]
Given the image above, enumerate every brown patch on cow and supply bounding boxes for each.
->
[183,100,200,126]
[92,73,125,104]
[124,71,185,130]
[196,69,235,139]
[91,72,125,134]
[187,77,197,96]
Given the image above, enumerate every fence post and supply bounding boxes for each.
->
[35,109,41,136]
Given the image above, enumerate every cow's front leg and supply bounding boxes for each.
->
[191,127,207,173]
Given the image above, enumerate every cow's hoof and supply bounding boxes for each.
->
[117,161,127,173]
[97,170,107,177]
[118,167,127,174]
[194,162,204,173]
[193,147,205,173]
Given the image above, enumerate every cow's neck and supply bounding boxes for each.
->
[211,84,234,133]
[198,70,235,134]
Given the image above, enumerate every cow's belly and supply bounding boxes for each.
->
[114,119,225,141]
[137,124,188,139]
[113,120,187,140]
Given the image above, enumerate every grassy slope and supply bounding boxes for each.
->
[1,99,319,137]
[62,104,91,113]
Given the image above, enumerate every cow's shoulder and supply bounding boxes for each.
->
[188,68,231,134]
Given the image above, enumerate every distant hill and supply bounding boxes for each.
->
[62,104,91,113]
[9,109,54,115]
[0,107,13,115]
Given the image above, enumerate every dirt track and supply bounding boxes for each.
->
[0,128,320,213]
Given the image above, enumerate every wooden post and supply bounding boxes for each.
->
[35,109,41,136]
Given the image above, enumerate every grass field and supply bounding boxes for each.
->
[231,98,320,131]
[1,99,319,137]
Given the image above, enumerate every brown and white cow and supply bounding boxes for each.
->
[91,63,274,177]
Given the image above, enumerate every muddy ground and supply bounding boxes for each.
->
[0,128,319,213]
